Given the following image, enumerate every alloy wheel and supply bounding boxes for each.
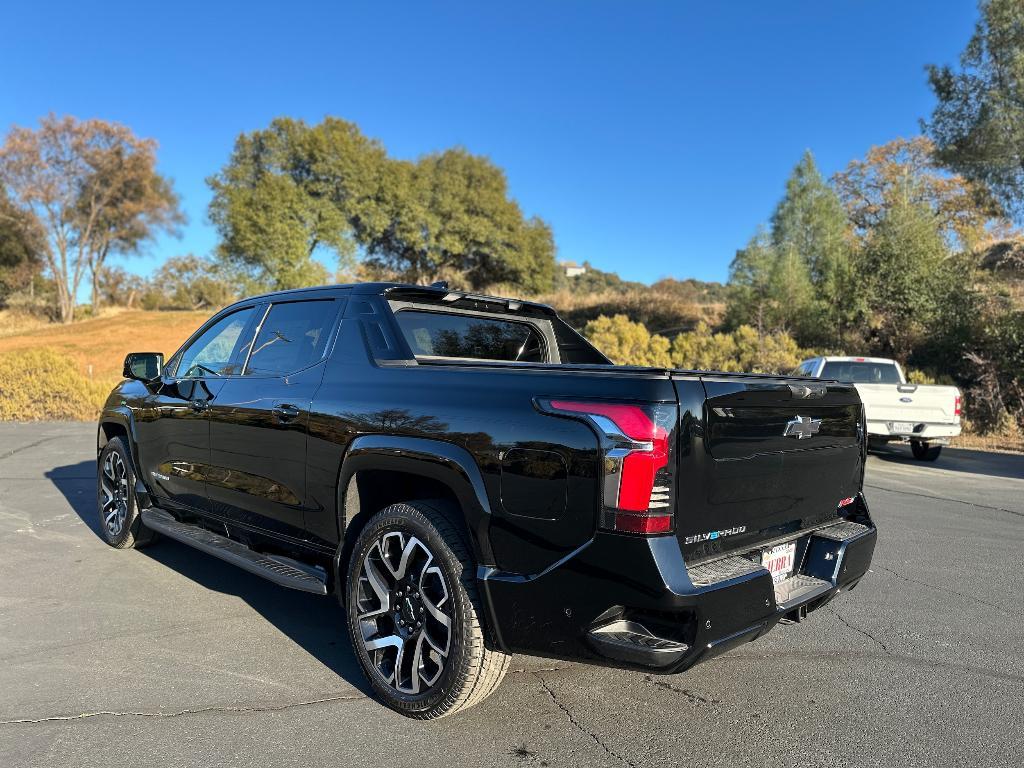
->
[100,451,130,537]
[355,530,453,695]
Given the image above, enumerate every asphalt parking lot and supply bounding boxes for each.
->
[1,423,1022,768]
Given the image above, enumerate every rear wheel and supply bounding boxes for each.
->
[910,440,942,461]
[345,500,510,719]
[96,437,157,549]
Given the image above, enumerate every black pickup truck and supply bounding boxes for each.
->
[98,282,876,719]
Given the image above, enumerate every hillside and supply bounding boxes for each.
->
[0,309,210,381]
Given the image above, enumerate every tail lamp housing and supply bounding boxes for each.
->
[542,399,677,534]
[954,394,962,419]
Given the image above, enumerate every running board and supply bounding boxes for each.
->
[141,508,327,595]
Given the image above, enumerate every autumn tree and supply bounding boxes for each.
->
[81,154,183,310]
[0,115,181,322]
[832,136,1002,250]
[925,0,1024,220]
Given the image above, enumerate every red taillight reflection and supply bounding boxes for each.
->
[547,400,674,534]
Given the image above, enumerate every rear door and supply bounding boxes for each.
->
[673,374,864,562]
[206,294,345,541]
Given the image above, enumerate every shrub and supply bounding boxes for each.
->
[671,322,808,374]
[0,347,111,420]
[582,314,672,367]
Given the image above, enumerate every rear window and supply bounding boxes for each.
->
[395,310,546,362]
[820,361,901,384]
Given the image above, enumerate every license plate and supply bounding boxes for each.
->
[762,542,796,584]
[890,421,914,434]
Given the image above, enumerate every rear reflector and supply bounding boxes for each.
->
[544,400,676,534]
[954,395,962,417]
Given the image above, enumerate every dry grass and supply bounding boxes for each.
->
[952,422,1024,454]
[528,288,723,335]
[0,310,210,381]
[0,310,211,421]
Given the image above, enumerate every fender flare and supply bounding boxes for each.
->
[336,434,496,568]
[97,407,152,507]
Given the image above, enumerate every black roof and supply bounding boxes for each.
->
[238,282,556,315]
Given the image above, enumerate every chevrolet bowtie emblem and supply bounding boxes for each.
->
[784,415,822,439]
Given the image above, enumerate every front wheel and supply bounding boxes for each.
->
[345,501,510,719]
[96,437,157,549]
[910,440,942,461]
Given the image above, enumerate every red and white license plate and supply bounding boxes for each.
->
[762,542,796,584]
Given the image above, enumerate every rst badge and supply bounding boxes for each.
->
[784,415,821,440]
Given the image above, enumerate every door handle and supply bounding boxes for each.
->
[274,404,300,421]
[189,399,209,412]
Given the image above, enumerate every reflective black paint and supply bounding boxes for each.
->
[99,282,876,673]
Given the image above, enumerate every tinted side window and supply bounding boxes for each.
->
[820,361,901,384]
[395,310,546,362]
[175,307,255,378]
[244,300,337,376]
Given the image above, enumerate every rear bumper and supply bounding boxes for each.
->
[479,497,876,673]
[867,420,960,441]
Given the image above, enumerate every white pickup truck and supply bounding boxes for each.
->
[796,356,962,461]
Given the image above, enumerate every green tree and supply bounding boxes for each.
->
[360,148,555,292]
[861,190,953,360]
[209,118,556,293]
[0,189,44,305]
[582,314,672,367]
[771,151,859,345]
[145,254,242,310]
[208,117,379,291]
[726,229,815,339]
[925,0,1024,220]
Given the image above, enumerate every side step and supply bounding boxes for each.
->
[141,508,328,595]
[774,573,832,612]
[588,620,690,668]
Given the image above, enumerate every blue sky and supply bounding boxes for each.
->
[0,1,979,287]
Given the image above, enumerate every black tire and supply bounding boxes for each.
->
[344,500,510,719]
[910,440,942,461]
[96,437,158,549]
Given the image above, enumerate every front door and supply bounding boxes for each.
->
[134,305,259,514]
[206,296,344,541]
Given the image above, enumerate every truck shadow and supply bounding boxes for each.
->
[46,460,373,695]
[868,444,1024,481]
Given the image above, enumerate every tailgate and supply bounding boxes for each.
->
[673,374,864,562]
[856,383,958,424]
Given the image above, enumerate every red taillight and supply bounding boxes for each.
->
[954,394,962,417]
[546,400,676,535]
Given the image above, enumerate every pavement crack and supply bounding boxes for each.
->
[0,693,366,726]
[827,607,893,655]
[0,436,63,465]
[644,676,719,705]
[533,672,637,768]
[874,562,1020,618]
[865,483,1023,518]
